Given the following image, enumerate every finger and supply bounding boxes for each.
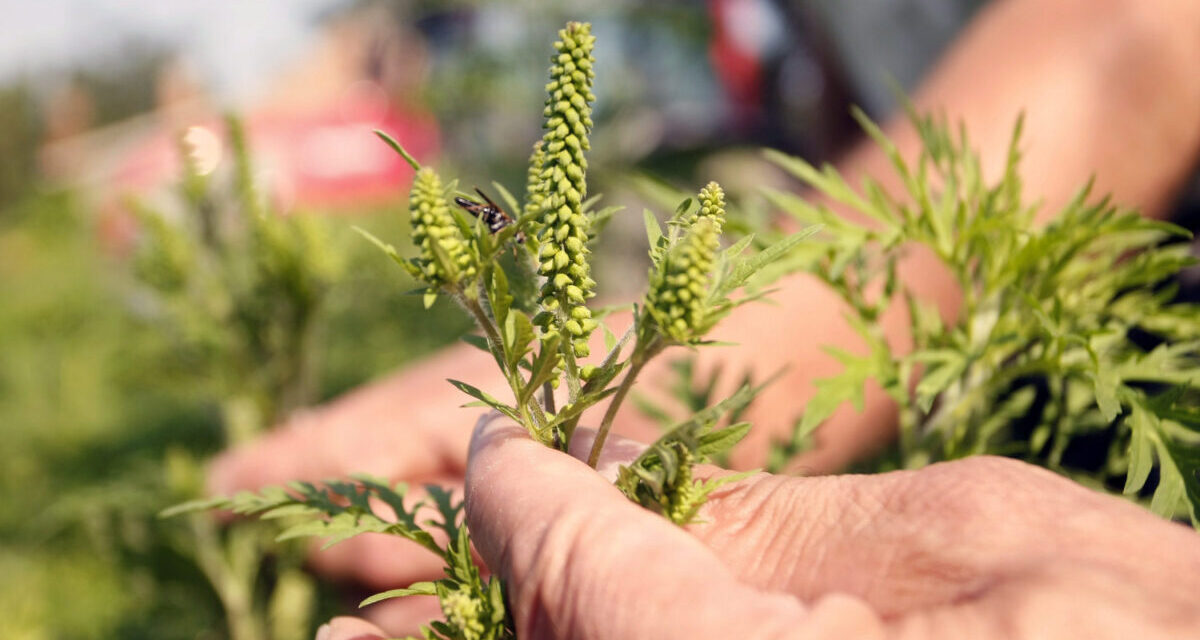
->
[360,595,444,638]
[691,456,1200,614]
[208,346,491,495]
[464,415,875,640]
[208,408,472,496]
[314,616,386,640]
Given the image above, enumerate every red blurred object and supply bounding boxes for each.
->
[111,92,439,212]
[708,0,766,129]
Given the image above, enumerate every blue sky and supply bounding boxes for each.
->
[0,0,346,102]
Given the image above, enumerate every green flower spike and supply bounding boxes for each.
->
[409,167,475,292]
[533,21,598,358]
[691,181,727,231]
[645,182,726,343]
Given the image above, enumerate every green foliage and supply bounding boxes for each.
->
[130,115,342,442]
[765,107,1200,526]
[168,478,512,640]
[617,383,760,524]
[132,116,353,640]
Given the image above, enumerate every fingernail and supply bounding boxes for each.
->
[314,623,331,640]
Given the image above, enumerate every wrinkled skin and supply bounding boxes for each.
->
[318,416,1200,640]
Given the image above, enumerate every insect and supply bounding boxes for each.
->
[454,188,525,243]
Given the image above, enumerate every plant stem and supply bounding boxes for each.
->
[461,295,504,363]
[561,322,638,446]
[188,515,265,640]
[587,347,654,468]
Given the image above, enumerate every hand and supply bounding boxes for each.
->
[208,346,494,631]
[323,416,1200,640]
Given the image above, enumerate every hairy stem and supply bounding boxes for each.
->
[461,292,510,382]
[189,515,265,640]
[542,380,556,414]
[587,337,661,468]
[561,322,637,446]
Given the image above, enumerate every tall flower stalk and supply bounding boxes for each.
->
[531,22,599,360]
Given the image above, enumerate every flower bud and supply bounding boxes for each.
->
[409,168,474,289]
[644,182,727,343]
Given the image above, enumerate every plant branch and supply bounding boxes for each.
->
[587,337,662,468]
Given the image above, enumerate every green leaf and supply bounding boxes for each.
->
[666,373,780,436]
[360,582,437,607]
[374,129,421,171]
[643,208,663,257]
[797,349,881,436]
[696,422,751,459]
[714,226,821,299]
[602,322,618,353]
[353,226,421,277]
[1124,406,1155,495]
[1160,433,1200,526]
[1092,366,1122,423]
[490,181,521,217]
[424,484,464,542]
[765,150,894,231]
[1150,448,1186,519]
[523,336,562,401]
[503,310,536,373]
[447,379,518,420]
[159,496,231,518]
[588,205,623,243]
[914,352,967,413]
[461,334,491,353]
[491,265,512,327]
[550,386,621,427]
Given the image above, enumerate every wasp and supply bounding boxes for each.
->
[454,188,525,243]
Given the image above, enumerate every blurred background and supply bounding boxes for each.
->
[2,1,1198,638]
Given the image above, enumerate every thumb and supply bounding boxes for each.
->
[314,616,387,640]
[464,414,877,639]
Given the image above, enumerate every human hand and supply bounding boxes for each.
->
[208,346,495,630]
[324,416,1200,639]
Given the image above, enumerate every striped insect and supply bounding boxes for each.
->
[454,188,525,243]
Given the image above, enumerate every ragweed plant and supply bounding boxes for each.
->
[132,115,340,443]
[761,107,1200,527]
[175,22,814,640]
[136,115,340,640]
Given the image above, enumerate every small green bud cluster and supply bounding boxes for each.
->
[441,588,486,640]
[409,168,475,289]
[645,182,726,343]
[533,21,598,358]
[523,140,548,222]
[690,181,727,231]
[663,444,704,525]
